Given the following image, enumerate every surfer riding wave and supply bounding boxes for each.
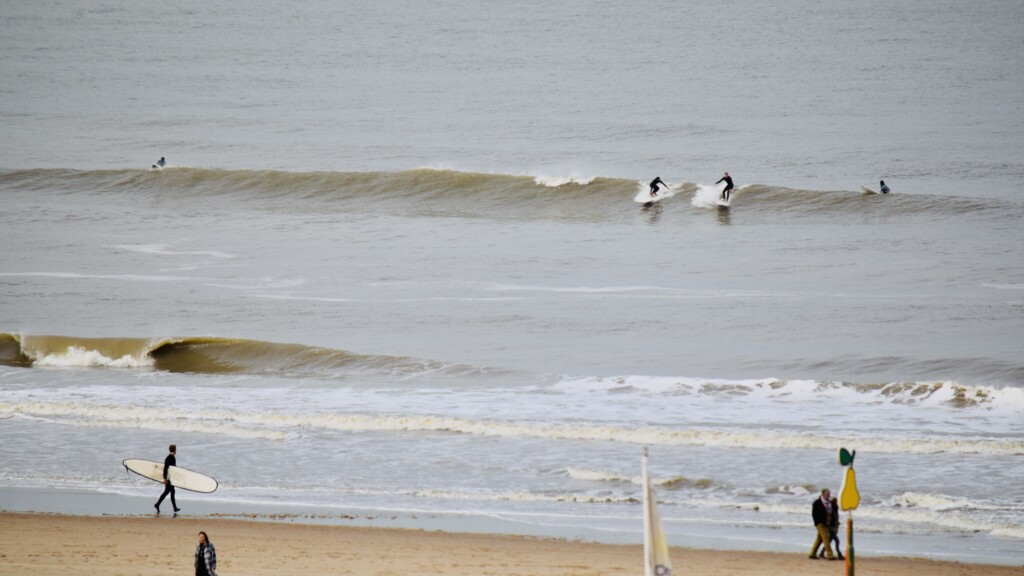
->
[717,172,734,201]
[649,176,666,198]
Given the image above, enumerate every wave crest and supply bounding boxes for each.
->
[1,168,1016,221]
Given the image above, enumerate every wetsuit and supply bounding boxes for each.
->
[716,174,734,200]
[157,157,165,167]
[155,452,178,512]
[880,181,890,194]
[649,177,665,197]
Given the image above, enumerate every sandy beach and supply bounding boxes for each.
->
[1,513,1020,576]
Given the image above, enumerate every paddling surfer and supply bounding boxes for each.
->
[154,443,181,515]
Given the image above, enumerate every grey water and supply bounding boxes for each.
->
[1,0,1023,566]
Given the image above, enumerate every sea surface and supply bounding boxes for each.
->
[2,0,1023,566]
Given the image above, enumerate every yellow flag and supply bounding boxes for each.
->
[839,467,860,511]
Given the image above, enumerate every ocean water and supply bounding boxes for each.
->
[2,0,1023,566]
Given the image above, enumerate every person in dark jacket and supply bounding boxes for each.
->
[816,496,845,559]
[809,488,836,560]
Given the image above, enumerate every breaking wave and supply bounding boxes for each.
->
[0,332,467,378]
[1,168,1017,222]
[1,398,1020,455]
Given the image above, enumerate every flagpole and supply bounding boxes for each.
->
[642,447,653,576]
[845,512,855,576]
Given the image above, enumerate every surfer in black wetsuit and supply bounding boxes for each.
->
[879,180,890,194]
[649,176,666,197]
[154,444,180,515]
[717,172,734,201]
[157,157,165,167]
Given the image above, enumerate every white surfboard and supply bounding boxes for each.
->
[635,187,672,206]
[861,186,878,194]
[123,458,219,493]
[717,196,731,208]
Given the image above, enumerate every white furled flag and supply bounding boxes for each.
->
[643,448,673,576]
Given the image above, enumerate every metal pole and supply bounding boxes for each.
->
[845,514,855,576]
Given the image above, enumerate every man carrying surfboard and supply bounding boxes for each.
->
[717,171,734,201]
[154,444,181,515]
[649,176,666,197]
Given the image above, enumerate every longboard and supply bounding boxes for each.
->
[635,188,672,207]
[123,458,219,493]
[861,186,878,194]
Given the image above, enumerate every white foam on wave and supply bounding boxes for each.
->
[397,486,635,505]
[884,491,1024,513]
[691,183,725,208]
[112,243,235,259]
[864,494,1024,539]
[534,174,596,187]
[1,401,289,440]
[982,282,1024,290]
[489,283,673,294]
[33,346,154,369]
[0,271,195,282]
[555,375,1024,413]
[690,183,751,208]
[632,180,677,203]
[566,467,705,489]
[123,407,1024,454]
[691,494,1024,540]
[567,467,632,483]
[205,277,307,291]
[4,394,1021,455]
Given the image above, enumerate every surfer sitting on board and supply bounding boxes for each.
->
[717,171,734,201]
[880,180,890,194]
[649,176,666,197]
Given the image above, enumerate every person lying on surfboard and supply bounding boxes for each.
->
[717,171,734,201]
[649,176,666,197]
[880,180,890,194]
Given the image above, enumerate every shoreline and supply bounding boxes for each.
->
[2,485,1022,569]
[3,512,1022,576]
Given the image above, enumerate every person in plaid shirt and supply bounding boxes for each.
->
[195,531,218,576]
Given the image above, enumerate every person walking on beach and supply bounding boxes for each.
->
[880,179,890,194]
[824,496,845,559]
[154,444,180,515]
[195,531,218,576]
[716,171,734,201]
[649,176,666,197]
[809,488,836,560]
